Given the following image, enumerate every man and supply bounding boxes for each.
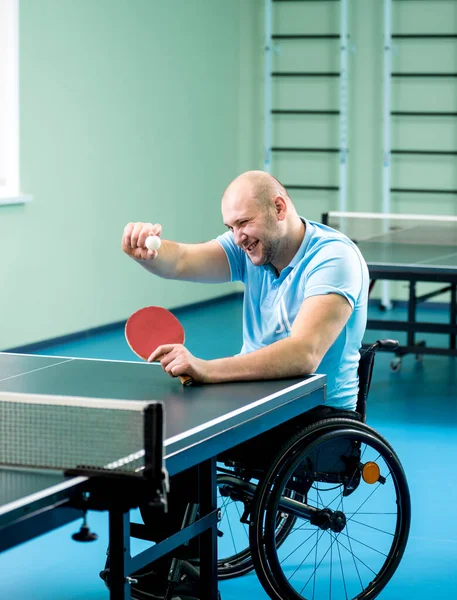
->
[120,170,369,600]
[122,170,369,410]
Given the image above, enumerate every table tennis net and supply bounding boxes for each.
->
[0,393,159,473]
[325,212,457,247]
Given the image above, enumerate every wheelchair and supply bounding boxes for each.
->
[215,339,411,600]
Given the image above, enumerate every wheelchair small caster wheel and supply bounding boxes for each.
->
[390,358,401,372]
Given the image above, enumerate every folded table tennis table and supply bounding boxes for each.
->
[0,352,326,600]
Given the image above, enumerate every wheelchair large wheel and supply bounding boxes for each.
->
[217,465,297,580]
[250,418,411,600]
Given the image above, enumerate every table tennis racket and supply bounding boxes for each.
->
[125,306,193,386]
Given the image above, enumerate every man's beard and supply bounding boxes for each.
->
[250,236,280,266]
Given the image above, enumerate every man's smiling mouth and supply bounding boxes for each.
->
[245,241,259,253]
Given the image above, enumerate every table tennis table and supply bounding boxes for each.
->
[323,211,457,367]
[0,351,326,600]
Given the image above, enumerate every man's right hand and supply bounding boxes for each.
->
[122,222,162,260]
[121,220,231,283]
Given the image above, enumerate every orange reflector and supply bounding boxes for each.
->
[362,461,380,484]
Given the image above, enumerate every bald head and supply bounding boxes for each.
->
[222,170,290,212]
[221,171,303,272]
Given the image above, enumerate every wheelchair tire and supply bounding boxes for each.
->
[249,418,411,600]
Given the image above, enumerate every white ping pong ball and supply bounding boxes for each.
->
[145,235,162,251]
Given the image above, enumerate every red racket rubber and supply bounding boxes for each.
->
[125,306,193,386]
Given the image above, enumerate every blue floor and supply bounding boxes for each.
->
[1,295,456,598]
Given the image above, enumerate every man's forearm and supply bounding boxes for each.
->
[205,337,318,383]
[133,239,183,279]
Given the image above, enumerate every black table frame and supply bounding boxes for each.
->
[367,264,457,357]
[0,375,326,600]
[365,266,457,360]
[321,212,457,360]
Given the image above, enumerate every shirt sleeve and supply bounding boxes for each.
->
[214,231,246,283]
[304,240,365,309]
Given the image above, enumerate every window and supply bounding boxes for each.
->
[0,0,30,205]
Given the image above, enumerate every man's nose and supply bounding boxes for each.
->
[234,229,246,246]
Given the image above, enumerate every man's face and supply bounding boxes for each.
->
[222,195,281,267]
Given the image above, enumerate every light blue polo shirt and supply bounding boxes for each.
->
[216,218,369,410]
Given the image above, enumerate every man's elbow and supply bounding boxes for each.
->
[302,353,322,375]
[290,343,322,376]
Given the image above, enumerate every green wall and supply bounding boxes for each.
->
[2,0,455,349]
[1,0,262,349]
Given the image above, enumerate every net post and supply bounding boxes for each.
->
[143,402,164,478]
[143,402,168,510]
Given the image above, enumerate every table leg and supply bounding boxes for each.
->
[109,509,131,600]
[408,281,417,348]
[450,284,456,350]
[198,457,218,600]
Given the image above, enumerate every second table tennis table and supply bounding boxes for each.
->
[0,351,326,600]
[323,211,457,368]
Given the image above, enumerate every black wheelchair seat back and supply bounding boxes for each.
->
[356,339,399,422]
[301,436,360,477]
[356,349,376,422]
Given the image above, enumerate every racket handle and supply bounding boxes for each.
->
[154,355,194,386]
[179,374,194,386]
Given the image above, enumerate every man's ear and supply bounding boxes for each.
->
[274,195,287,220]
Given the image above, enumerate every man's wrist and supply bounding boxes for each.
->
[205,357,236,384]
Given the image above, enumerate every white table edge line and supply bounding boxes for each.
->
[0,476,88,515]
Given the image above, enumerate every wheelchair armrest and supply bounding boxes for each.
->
[365,339,399,353]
